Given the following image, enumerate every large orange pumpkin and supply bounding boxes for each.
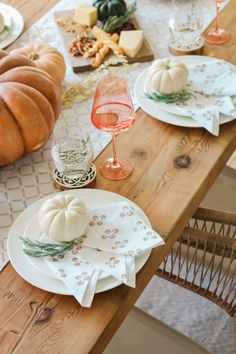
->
[0,61,61,165]
[10,44,66,86]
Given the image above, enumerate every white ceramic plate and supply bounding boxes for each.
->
[0,3,24,49]
[7,189,151,295]
[0,8,11,42]
[134,55,235,128]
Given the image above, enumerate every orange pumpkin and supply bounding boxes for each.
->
[0,50,36,75]
[10,44,66,85]
[0,64,61,165]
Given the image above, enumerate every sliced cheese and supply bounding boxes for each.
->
[74,4,97,27]
[119,30,144,58]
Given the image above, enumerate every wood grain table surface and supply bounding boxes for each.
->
[0,1,236,353]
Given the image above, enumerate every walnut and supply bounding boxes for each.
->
[69,33,95,56]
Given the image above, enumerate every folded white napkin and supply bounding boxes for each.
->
[40,201,164,307]
[176,93,234,136]
[183,60,236,135]
[45,253,101,307]
[188,60,236,96]
[151,60,236,136]
[82,202,164,256]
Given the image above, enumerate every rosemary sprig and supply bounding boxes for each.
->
[4,25,10,32]
[144,90,196,105]
[20,236,75,257]
[102,1,137,33]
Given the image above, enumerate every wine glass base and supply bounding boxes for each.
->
[100,158,132,180]
[204,29,231,44]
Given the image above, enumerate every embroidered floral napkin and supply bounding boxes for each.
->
[39,201,164,307]
[83,202,163,256]
[184,60,236,135]
[149,60,236,136]
[39,237,135,307]
[188,60,236,96]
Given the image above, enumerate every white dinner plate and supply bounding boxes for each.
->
[134,55,235,128]
[0,3,24,49]
[7,189,151,295]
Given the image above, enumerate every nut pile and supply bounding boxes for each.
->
[69,34,95,56]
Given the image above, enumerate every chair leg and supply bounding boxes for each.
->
[234,316,236,351]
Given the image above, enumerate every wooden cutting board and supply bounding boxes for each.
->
[54,10,154,73]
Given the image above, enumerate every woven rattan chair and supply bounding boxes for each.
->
[156,207,236,321]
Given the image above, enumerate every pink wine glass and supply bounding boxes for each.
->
[204,0,231,44]
[91,75,135,180]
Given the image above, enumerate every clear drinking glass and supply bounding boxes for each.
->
[51,131,94,179]
[169,0,204,52]
[204,0,231,44]
[91,75,135,180]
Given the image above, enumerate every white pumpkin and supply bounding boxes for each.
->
[146,58,188,95]
[38,194,89,242]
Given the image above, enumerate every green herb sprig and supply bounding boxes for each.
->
[4,25,10,32]
[20,236,75,257]
[102,1,137,33]
[144,90,196,105]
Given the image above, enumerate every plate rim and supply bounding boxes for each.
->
[0,3,24,49]
[7,189,152,295]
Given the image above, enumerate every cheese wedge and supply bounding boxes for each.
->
[119,30,144,58]
[74,4,97,27]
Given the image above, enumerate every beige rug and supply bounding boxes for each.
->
[137,166,236,354]
[137,277,234,354]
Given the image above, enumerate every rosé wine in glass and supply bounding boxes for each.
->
[91,75,135,180]
[92,103,135,134]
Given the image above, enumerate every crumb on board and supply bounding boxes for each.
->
[56,16,92,36]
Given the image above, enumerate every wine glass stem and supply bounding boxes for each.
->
[112,133,119,167]
[215,1,221,33]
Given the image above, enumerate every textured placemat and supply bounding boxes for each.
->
[0,0,230,269]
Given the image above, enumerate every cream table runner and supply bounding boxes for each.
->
[0,0,230,270]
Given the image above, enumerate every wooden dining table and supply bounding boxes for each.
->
[1,1,236,353]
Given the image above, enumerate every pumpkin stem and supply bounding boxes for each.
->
[29,52,39,61]
[0,49,7,59]
[165,65,170,70]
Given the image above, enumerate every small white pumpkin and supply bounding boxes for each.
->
[38,194,89,242]
[146,58,188,95]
